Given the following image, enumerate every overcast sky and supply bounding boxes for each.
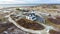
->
[0,0,60,4]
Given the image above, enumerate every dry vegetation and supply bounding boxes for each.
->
[45,17,60,32]
[16,18,45,30]
[49,30,60,34]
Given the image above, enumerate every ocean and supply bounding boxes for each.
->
[0,4,38,7]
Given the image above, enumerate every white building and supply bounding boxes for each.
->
[26,11,36,21]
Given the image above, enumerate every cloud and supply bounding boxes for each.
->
[0,0,27,4]
[0,0,14,2]
[0,0,60,4]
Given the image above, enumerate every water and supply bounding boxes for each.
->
[0,4,38,7]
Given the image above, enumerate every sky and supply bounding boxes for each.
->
[0,0,60,4]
